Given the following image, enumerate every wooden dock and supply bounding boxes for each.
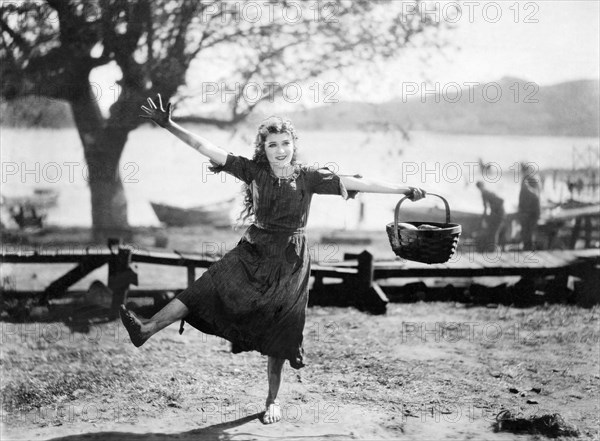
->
[311,248,599,311]
[312,249,600,278]
[1,242,599,315]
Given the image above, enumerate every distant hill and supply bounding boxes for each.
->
[286,78,600,137]
[2,78,598,137]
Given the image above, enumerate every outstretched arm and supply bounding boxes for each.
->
[340,175,426,200]
[140,94,228,166]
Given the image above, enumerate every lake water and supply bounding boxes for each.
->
[1,127,597,229]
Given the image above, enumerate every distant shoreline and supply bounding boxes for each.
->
[3,123,599,140]
[2,78,598,137]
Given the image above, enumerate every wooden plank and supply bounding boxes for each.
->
[572,249,600,259]
[452,247,485,269]
[372,260,399,270]
[471,252,497,269]
[533,250,567,268]
[311,265,358,278]
[429,262,451,272]
[512,250,551,268]
[43,257,107,301]
[512,250,548,268]
[1,250,112,264]
[548,249,600,266]
[373,263,572,279]
[545,204,600,221]
[322,260,359,268]
[374,258,467,278]
[131,252,215,267]
[497,248,520,268]
[3,289,187,300]
[4,247,597,296]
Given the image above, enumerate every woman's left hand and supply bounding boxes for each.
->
[406,187,426,201]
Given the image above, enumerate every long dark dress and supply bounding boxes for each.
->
[176,153,357,369]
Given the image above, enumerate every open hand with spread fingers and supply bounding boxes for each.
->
[140,93,172,128]
[406,187,426,201]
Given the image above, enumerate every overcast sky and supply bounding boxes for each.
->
[347,0,600,102]
[446,0,599,85]
[92,1,600,111]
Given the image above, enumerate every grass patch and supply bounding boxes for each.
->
[2,364,137,411]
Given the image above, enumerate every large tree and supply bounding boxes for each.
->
[1,0,442,239]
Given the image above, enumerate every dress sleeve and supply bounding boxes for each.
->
[209,153,257,185]
[306,167,359,200]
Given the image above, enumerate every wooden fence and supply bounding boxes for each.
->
[2,241,599,314]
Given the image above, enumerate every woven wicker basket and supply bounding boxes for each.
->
[386,193,461,264]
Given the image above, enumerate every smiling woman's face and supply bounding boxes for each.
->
[264,132,294,168]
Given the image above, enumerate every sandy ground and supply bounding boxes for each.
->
[2,302,598,441]
[2,226,599,440]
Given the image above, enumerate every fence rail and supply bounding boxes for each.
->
[2,242,599,313]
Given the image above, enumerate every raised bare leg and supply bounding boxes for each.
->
[263,356,285,424]
[120,299,188,347]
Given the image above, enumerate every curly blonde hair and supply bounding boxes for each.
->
[237,117,299,224]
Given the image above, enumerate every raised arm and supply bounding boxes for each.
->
[340,175,426,201]
[140,94,228,166]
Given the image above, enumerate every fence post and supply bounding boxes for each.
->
[570,218,582,249]
[584,216,592,248]
[355,250,388,314]
[187,266,196,288]
[108,243,137,316]
[356,251,374,291]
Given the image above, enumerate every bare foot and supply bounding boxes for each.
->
[263,400,281,424]
[119,305,149,347]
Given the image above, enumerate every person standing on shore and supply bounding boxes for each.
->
[120,94,426,424]
[518,163,542,251]
[475,181,505,251]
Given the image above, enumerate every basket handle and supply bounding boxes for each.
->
[393,193,452,244]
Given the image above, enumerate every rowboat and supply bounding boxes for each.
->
[392,204,491,238]
[150,198,236,228]
[1,188,59,229]
[1,188,59,210]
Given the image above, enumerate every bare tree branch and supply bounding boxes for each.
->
[0,0,446,231]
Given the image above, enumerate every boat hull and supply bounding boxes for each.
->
[150,201,233,227]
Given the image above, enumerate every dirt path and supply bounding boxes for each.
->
[2,405,402,440]
[2,400,522,441]
[2,303,598,440]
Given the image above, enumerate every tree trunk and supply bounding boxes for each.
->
[86,152,131,242]
[70,82,132,242]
